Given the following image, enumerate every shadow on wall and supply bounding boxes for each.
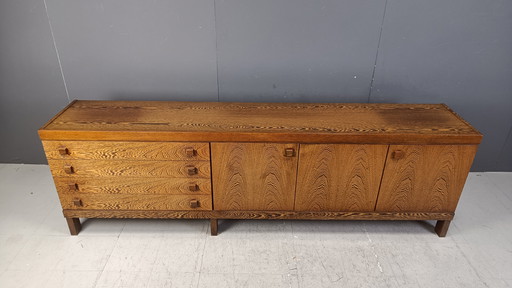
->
[214,65,375,103]
[106,93,215,102]
[102,66,373,103]
[105,80,448,105]
[368,81,446,104]
[107,93,368,103]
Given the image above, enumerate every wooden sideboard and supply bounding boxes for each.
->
[39,101,482,237]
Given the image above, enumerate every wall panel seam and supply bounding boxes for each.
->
[367,0,388,103]
[43,0,70,103]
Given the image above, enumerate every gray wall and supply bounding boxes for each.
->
[1,0,510,171]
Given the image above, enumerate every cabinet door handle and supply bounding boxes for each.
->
[188,183,199,191]
[185,147,196,157]
[58,146,69,155]
[284,148,296,157]
[190,200,199,208]
[392,150,405,160]
[64,165,74,174]
[186,166,198,175]
[73,198,83,207]
[68,183,78,191]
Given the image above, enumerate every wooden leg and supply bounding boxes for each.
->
[66,218,82,235]
[210,219,218,236]
[435,220,451,237]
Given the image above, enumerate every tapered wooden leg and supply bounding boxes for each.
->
[435,220,451,237]
[66,217,82,235]
[210,219,218,236]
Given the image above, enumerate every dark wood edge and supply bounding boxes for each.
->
[441,103,483,140]
[39,100,78,131]
[63,209,454,220]
[39,130,482,144]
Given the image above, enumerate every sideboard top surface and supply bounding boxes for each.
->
[39,100,482,144]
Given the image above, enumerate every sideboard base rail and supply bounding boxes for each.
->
[63,209,454,237]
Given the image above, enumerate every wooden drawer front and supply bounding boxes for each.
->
[43,141,210,160]
[376,145,477,212]
[54,177,211,195]
[295,144,388,212]
[48,160,211,178]
[60,194,212,210]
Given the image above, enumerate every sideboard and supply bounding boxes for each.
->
[39,101,482,237]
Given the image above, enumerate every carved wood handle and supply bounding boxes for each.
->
[73,198,83,207]
[68,183,78,191]
[392,150,405,160]
[186,166,198,176]
[188,183,199,191]
[58,146,69,155]
[284,148,296,157]
[185,147,196,157]
[64,165,74,174]
[190,199,199,208]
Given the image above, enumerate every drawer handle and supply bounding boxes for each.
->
[392,150,405,160]
[58,146,69,156]
[68,183,78,191]
[190,199,199,208]
[64,165,74,174]
[73,198,83,207]
[185,147,196,157]
[284,148,296,157]
[188,183,199,191]
[186,166,198,176]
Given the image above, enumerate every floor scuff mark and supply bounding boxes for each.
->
[363,223,384,273]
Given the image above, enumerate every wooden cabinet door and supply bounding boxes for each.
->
[211,143,298,210]
[376,145,477,212]
[295,144,388,211]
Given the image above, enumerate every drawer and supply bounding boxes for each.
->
[43,141,210,160]
[54,177,211,195]
[60,194,212,210]
[48,160,211,178]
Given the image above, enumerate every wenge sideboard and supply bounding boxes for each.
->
[39,100,482,237]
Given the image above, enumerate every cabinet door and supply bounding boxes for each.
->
[211,143,298,210]
[295,144,388,211]
[376,145,477,212]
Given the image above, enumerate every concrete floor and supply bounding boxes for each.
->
[0,164,511,288]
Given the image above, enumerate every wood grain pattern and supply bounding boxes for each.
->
[63,209,453,220]
[376,145,478,212]
[53,177,211,195]
[211,143,298,210]
[40,100,78,129]
[295,144,388,211]
[48,159,210,178]
[38,101,482,144]
[60,194,212,210]
[38,101,481,236]
[42,141,210,160]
